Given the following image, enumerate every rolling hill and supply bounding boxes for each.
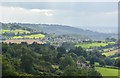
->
[2,23,117,40]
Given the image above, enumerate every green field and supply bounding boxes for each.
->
[107,42,115,44]
[103,48,114,52]
[102,49,119,56]
[13,36,23,39]
[0,29,30,35]
[1,29,45,39]
[114,57,120,59]
[76,42,112,49]
[24,34,45,39]
[96,67,119,76]
[102,52,116,56]
[12,34,45,39]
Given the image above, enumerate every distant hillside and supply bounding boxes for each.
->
[3,23,117,40]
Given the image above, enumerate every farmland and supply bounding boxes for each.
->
[96,67,119,76]
[0,29,30,35]
[3,39,46,44]
[24,34,45,39]
[1,29,45,39]
[75,42,115,49]
[102,49,119,56]
[103,48,114,52]
[13,36,23,39]
[12,34,45,39]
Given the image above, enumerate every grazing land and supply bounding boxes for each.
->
[1,29,45,39]
[12,34,45,39]
[13,36,23,39]
[96,67,119,76]
[3,39,46,44]
[75,42,114,49]
[0,29,30,35]
[102,49,119,56]
[103,48,114,52]
[24,34,45,39]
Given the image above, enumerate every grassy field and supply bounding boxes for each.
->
[96,67,119,76]
[76,42,113,49]
[103,48,114,52]
[107,42,115,44]
[12,34,45,39]
[102,49,119,56]
[13,36,23,39]
[4,39,46,44]
[1,29,45,39]
[0,29,30,35]
[24,34,45,39]
[114,57,120,59]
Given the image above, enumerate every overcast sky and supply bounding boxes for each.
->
[0,2,118,34]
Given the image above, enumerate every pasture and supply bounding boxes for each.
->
[24,34,45,39]
[12,34,45,39]
[103,48,114,52]
[13,36,23,39]
[96,67,119,76]
[0,29,30,35]
[3,39,46,44]
[102,49,119,56]
[2,29,45,39]
[75,42,113,49]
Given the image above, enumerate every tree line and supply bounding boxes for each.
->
[2,42,103,77]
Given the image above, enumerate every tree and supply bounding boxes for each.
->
[2,56,18,76]
[70,47,85,57]
[68,52,78,61]
[88,68,102,77]
[57,47,66,59]
[62,66,77,76]
[90,57,95,67]
[114,58,120,67]
[17,32,20,36]
[99,60,105,67]
[105,37,110,42]
[21,54,34,73]
[59,55,75,69]
[104,57,114,66]
[61,42,75,51]
[78,56,86,63]
[111,38,117,42]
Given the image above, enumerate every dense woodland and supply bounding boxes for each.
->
[2,42,101,76]
[2,42,120,77]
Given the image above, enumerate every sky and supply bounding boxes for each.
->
[0,2,118,34]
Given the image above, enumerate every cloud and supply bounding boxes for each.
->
[30,9,54,16]
[0,6,117,25]
[30,9,43,12]
[44,11,53,16]
[1,0,119,2]
[0,6,55,23]
[0,5,117,33]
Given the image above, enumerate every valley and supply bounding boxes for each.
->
[1,23,120,77]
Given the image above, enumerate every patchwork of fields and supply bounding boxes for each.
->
[1,29,45,39]
[2,29,120,77]
[0,29,30,35]
[4,39,46,44]
[13,34,45,39]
